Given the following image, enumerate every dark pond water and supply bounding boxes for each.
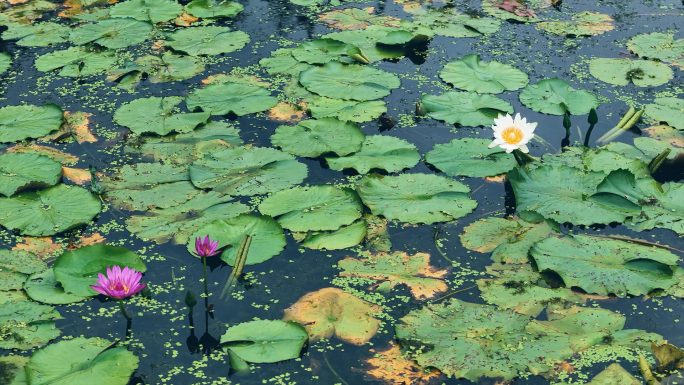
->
[1,0,684,383]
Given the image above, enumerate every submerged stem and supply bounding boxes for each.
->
[118,300,132,320]
[202,257,209,307]
[323,344,349,385]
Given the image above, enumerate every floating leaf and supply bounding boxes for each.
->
[318,7,400,30]
[365,343,441,385]
[537,11,614,37]
[421,91,513,126]
[299,61,400,101]
[24,269,89,304]
[0,355,29,385]
[114,96,210,135]
[185,0,243,18]
[291,38,355,65]
[0,184,101,236]
[588,363,640,384]
[305,97,386,123]
[108,52,205,86]
[164,26,249,56]
[425,138,517,178]
[53,244,147,297]
[0,52,10,74]
[627,32,684,69]
[35,46,116,77]
[1,21,69,46]
[188,214,286,266]
[413,9,501,38]
[507,165,640,225]
[186,81,278,116]
[519,78,599,116]
[644,97,684,131]
[530,234,680,297]
[0,104,63,143]
[440,55,528,94]
[267,102,307,123]
[643,124,684,149]
[190,146,307,196]
[259,48,313,76]
[12,237,63,260]
[109,0,183,23]
[220,320,308,363]
[126,191,249,244]
[299,219,367,250]
[490,0,537,18]
[356,173,477,224]
[0,153,62,197]
[271,118,365,158]
[259,185,363,232]
[0,249,46,276]
[364,214,391,252]
[589,58,673,87]
[325,135,420,174]
[325,24,432,63]
[69,18,153,49]
[339,251,448,299]
[25,337,139,385]
[6,144,78,165]
[0,301,61,350]
[283,287,382,345]
[482,0,539,22]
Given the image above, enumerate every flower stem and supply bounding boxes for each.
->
[512,151,524,167]
[584,123,595,147]
[118,300,132,320]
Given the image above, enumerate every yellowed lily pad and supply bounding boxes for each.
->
[365,342,441,384]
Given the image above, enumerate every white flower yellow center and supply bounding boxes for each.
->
[502,126,524,145]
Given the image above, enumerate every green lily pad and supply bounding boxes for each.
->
[597,170,684,235]
[507,165,640,225]
[299,61,400,101]
[53,244,147,297]
[271,118,365,158]
[113,96,210,135]
[24,269,89,305]
[439,55,528,94]
[0,153,63,197]
[187,214,286,266]
[299,219,367,250]
[645,97,684,130]
[0,184,101,236]
[0,249,46,276]
[69,18,153,49]
[421,91,513,126]
[291,38,355,64]
[259,185,363,232]
[0,355,29,385]
[0,104,63,143]
[109,0,183,23]
[581,144,651,178]
[26,337,139,385]
[627,32,684,67]
[588,364,641,384]
[259,48,313,76]
[0,270,26,291]
[356,173,477,224]
[126,191,249,244]
[186,81,278,116]
[481,0,539,22]
[325,24,432,63]
[0,301,61,350]
[413,9,501,38]
[537,11,614,37]
[317,7,400,30]
[108,52,205,87]
[530,234,680,297]
[185,0,243,18]
[0,53,10,74]
[325,135,420,174]
[1,22,69,46]
[35,46,117,77]
[125,120,242,164]
[220,320,308,363]
[589,58,673,87]
[190,146,307,196]
[425,138,517,178]
[164,26,249,56]
[634,137,682,159]
[519,78,599,116]
[305,97,386,123]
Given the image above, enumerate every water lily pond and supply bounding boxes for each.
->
[1,0,684,382]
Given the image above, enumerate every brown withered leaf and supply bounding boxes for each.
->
[62,167,91,185]
[58,0,113,18]
[12,237,64,260]
[492,0,537,18]
[484,174,506,183]
[151,40,165,50]
[174,10,198,26]
[365,342,441,384]
[651,342,684,372]
[68,233,105,250]
[643,125,684,148]
[318,7,401,30]
[267,102,307,123]
[283,287,382,345]
[338,251,449,299]
[6,144,79,165]
[41,111,96,144]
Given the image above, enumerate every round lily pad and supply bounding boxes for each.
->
[220,320,308,363]
[589,58,673,87]
[0,301,61,350]
[425,138,517,178]
[186,0,243,18]
[537,11,614,37]
[109,0,183,23]
[35,46,117,77]
[356,173,477,224]
[113,96,210,135]
[645,97,684,131]
[69,18,153,49]
[305,97,387,123]
[2,22,69,47]
[186,81,278,116]
[300,219,367,250]
[291,38,354,64]
[25,337,139,385]
[53,244,147,297]
[421,91,513,126]
[299,61,401,101]
[25,269,89,305]
[439,54,528,94]
[164,26,249,56]
[325,135,420,174]
[0,184,101,236]
[0,104,63,143]
[187,214,286,266]
[271,118,365,157]
[627,32,684,64]
[413,9,501,38]
[519,78,599,116]
[0,153,63,197]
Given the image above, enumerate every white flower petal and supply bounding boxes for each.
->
[519,144,529,153]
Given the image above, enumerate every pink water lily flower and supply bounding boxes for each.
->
[194,235,220,257]
[90,266,146,300]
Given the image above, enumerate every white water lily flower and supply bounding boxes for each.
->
[488,113,537,153]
